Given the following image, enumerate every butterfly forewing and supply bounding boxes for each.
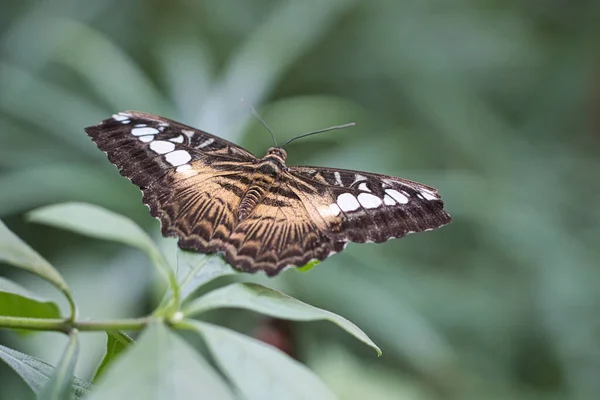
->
[86,111,451,276]
[286,166,451,243]
[86,111,256,258]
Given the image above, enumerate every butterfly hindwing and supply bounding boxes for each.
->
[224,178,346,275]
[149,170,246,255]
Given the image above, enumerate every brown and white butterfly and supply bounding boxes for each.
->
[85,111,451,276]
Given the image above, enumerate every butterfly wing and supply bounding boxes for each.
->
[86,111,451,276]
[86,111,257,185]
[285,166,452,244]
[213,165,451,276]
[222,177,346,275]
[85,111,258,256]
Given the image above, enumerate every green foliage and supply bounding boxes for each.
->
[1,0,599,398]
[0,277,60,319]
[92,331,133,383]
[39,331,80,400]
[28,203,172,281]
[186,320,336,400]
[0,205,378,398]
[183,282,381,355]
[0,221,70,300]
[0,220,76,319]
[87,323,235,400]
[0,344,93,399]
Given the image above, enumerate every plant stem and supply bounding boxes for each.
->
[64,289,78,323]
[0,315,150,333]
[150,250,180,315]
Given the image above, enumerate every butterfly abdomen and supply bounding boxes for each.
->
[238,156,286,221]
[238,186,265,220]
[238,167,278,220]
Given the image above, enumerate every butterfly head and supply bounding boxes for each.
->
[265,147,287,164]
[256,147,287,176]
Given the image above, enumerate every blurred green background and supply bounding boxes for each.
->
[1,0,599,399]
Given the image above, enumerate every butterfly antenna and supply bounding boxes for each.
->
[241,99,278,147]
[281,122,356,148]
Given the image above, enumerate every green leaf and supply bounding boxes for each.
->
[0,219,74,316]
[0,277,61,318]
[156,35,214,120]
[177,250,236,301]
[185,320,337,400]
[0,163,137,217]
[0,344,93,399]
[28,202,158,260]
[0,219,68,292]
[296,259,320,272]
[93,331,134,383]
[0,62,106,154]
[28,203,173,284]
[53,21,170,114]
[39,330,80,400]
[88,323,235,400]
[183,282,381,355]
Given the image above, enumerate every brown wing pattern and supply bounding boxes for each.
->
[85,111,257,189]
[85,111,255,261]
[86,111,451,276]
[223,179,346,275]
[86,111,345,276]
[287,166,452,244]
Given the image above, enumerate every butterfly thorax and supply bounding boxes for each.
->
[237,147,288,221]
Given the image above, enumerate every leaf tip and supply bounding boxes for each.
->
[296,259,320,273]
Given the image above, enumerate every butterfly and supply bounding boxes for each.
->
[85,111,451,276]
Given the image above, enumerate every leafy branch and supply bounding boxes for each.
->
[0,203,380,399]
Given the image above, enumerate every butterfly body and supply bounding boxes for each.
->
[238,151,285,220]
[86,111,451,276]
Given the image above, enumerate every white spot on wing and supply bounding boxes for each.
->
[131,127,159,136]
[353,174,368,184]
[176,164,192,172]
[169,135,184,143]
[383,194,396,205]
[138,135,154,143]
[420,190,438,200]
[329,203,341,216]
[112,113,130,122]
[165,150,191,166]
[134,123,147,128]
[386,189,409,204]
[197,138,215,148]
[150,140,175,154]
[334,171,342,186]
[358,193,382,209]
[358,182,371,192]
[337,193,360,212]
